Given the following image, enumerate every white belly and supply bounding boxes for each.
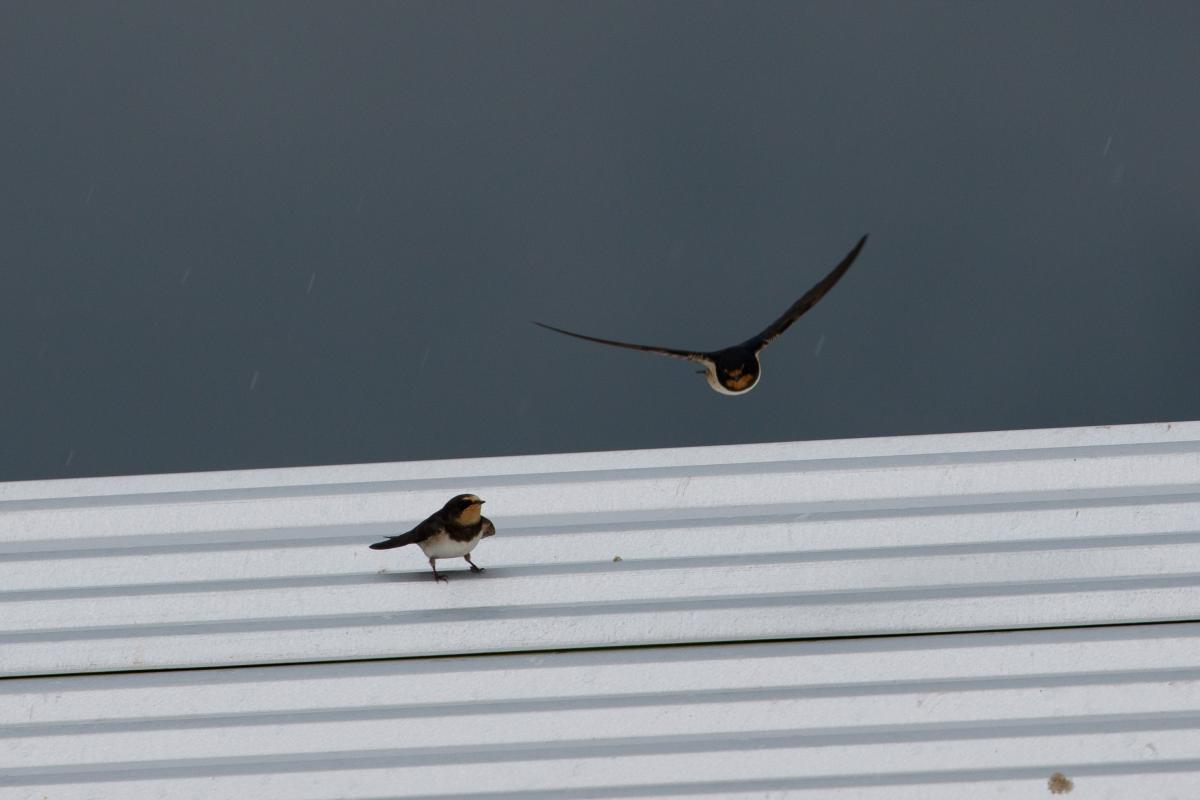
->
[418,530,482,559]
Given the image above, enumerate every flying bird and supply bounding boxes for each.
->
[369,494,494,582]
[535,235,868,395]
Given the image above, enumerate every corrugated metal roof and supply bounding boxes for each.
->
[3,420,1200,798]
[4,624,1200,798]
[3,421,1199,676]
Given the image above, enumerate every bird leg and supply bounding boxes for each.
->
[464,554,485,573]
[429,558,448,583]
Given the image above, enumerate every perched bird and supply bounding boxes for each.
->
[535,235,868,395]
[369,494,494,582]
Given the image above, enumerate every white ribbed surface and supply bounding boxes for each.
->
[3,625,1200,799]
[3,421,1200,798]
[3,421,1199,676]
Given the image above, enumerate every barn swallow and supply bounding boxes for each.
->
[535,235,867,395]
[368,494,495,582]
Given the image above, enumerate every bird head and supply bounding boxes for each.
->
[445,493,485,524]
[701,352,761,395]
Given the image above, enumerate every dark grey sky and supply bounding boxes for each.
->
[2,1,1198,482]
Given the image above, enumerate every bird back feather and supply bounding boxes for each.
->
[368,525,431,550]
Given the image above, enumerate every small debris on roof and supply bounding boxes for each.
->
[1048,772,1074,794]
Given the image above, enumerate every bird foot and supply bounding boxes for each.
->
[434,573,449,583]
[469,565,485,573]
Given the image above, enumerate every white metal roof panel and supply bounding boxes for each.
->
[2,421,1200,676]
[4,624,1200,799]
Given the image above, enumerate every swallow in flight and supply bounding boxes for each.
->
[369,494,494,582]
[535,235,867,395]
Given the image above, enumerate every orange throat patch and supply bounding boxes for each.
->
[456,504,483,525]
[722,372,756,392]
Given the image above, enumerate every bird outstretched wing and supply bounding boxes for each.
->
[533,321,709,363]
[368,517,440,550]
[749,234,868,349]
